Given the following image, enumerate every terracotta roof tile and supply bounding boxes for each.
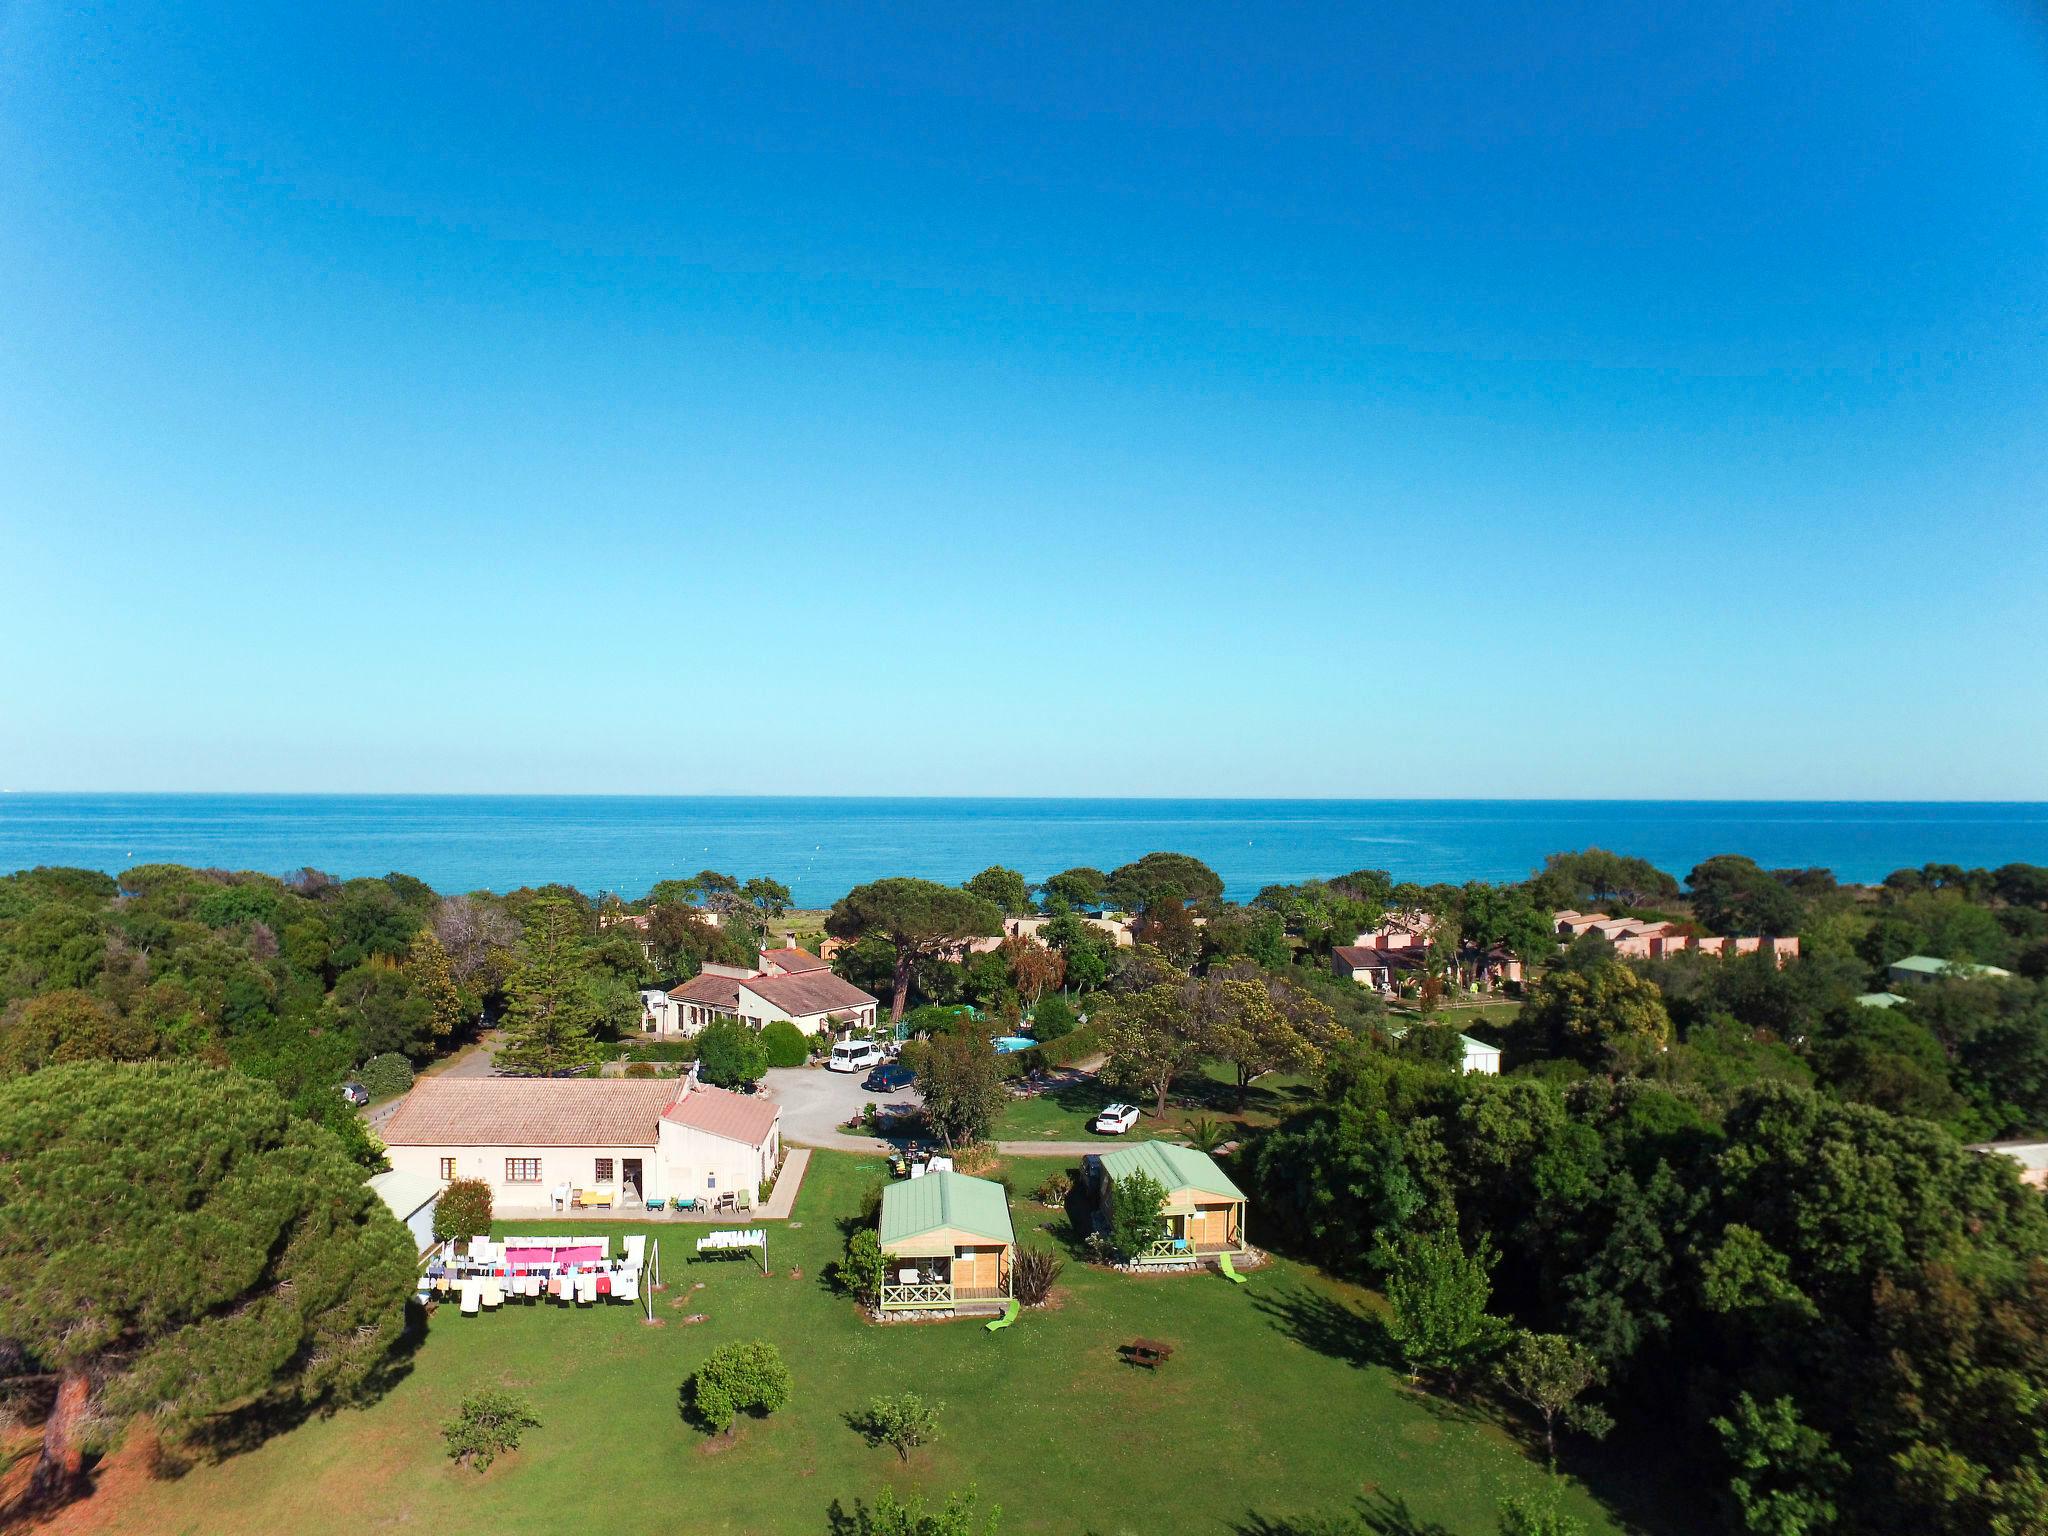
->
[381,1079,676,1147]
[743,971,876,1016]
[661,1082,779,1147]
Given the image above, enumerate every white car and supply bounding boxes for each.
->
[828,1039,884,1074]
[1092,1103,1140,1135]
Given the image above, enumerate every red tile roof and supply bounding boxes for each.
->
[668,973,743,1007]
[381,1079,677,1147]
[760,947,831,975]
[661,1082,780,1147]
[743,970,876,1017]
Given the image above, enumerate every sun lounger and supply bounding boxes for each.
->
[623,1235,647,1269]
[615,1271,639,1302]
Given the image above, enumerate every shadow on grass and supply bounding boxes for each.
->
[1234,1490,1455,1535]
[1253,1282,1397,1370]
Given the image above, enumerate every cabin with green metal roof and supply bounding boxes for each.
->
[1887,954,2012,985]
[876,1170,1016,1315]
[1095,1141,1248,1267]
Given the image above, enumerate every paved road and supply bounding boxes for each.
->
[761,1065,1117,1159]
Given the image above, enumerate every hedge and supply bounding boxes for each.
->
[997,1021,1101,1078]
[760,1019,809,1070]
[619,1040,699,1063]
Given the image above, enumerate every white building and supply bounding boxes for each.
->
[367,1167,445,1252]
[380,1076,781,1212]
[663,959,879,1039]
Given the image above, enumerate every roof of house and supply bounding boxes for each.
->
[367,1168,445,1220]
[1332,945,1424,971]
[380,1079,677,1147]
[760,947,831,975]
[669,972,744,1007]
[1857,992,1909,1009]
[879,1170,1016,1250]
[1889,954,2012,979]
[743,969,877,1016]
[661,1081,779,1147]
[1459,1034,1501,1056]
[1966,1140,2048,1172]
[1099,1141,1246,1203]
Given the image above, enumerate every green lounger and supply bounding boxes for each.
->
[1217,1252,1248,1285]
[985,1298,1021,1332]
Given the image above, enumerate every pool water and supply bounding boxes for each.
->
[991,1036,1036,1053]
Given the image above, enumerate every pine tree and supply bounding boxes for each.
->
[405,927,467,1045]
[496,897,610,1075]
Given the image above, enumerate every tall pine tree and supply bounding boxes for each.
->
[495,896,610,1075]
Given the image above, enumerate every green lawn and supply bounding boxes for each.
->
[95,1150,1647,1536]
[993,1062,1317,1143]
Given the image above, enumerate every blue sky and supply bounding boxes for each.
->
[2,1,2044,798]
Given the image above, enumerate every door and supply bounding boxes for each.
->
[623,1159,643,1199]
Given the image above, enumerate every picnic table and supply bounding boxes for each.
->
[1121,1337,1175,1370]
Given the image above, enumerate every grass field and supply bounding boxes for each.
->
[66,1149,1649,1536]
[993,1062,1316,1144]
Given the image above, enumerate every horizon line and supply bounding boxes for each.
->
[4,790,2046,807]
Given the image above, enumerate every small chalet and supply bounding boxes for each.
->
[1094,1142,1248,1267]
[877,1170,1016,1315]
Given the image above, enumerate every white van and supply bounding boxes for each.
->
[828,1039,884,1074]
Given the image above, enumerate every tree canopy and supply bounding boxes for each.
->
[826,879,1003,1023]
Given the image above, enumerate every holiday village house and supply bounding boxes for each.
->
[642,947,880,1039]
[1091,1141,1249,1266]
[380,1076,780,1214]
[877,1170,1017,1315]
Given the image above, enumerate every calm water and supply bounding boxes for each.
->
[2,796,2045,906]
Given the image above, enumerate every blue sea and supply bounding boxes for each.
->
[4,796,2046,906]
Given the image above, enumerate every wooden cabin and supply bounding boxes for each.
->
[1095,1142,1248,1266]
[877,1170,1016,1315]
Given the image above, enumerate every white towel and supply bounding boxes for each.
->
[616,1273,639,1302]
[482,1280,503,1308]
[459,1280,481,1315]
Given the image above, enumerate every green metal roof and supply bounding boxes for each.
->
[1856,992,1909,1009]
[1890,955,2011,978]
[1100,1140,1245,1203]
[878,1170,1015,1248]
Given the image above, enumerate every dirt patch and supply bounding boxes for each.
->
[678,1314,709,1326]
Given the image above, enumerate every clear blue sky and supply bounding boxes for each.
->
[3,2,2044,798]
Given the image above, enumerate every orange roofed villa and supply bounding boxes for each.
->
[638,946,879,1040]
[1331,910,1523,996]
[1554,910,1799,966]
[380,1075,781,1215]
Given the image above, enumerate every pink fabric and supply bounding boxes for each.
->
[506,1244,604,1266]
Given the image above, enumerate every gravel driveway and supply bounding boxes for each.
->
[761,1065,922,1151]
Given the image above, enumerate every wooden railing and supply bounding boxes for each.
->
[881,1281,954,1308]
[1135,1237,1239,1261]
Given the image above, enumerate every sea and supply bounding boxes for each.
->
[3,795,2046,907]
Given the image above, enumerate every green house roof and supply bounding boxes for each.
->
[1856,992,1909,1009]
[1100,1141,1245,1203]
[878,1171,1015,1248]
[1890,955,2011,979]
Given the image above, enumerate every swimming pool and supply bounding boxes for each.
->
[991,1036,1036,1053]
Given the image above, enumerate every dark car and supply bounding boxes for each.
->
[863,1063,914,1093]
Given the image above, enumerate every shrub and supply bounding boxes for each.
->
[619,1039,697,1063]
[840,1228,885,1307]
[357,1052,414,1100]
[835,1487,1001,1536]
[433,1177,492,1242]
[685,1340,792,1437]
[1012,1245,1063,1306]
[1033,1170,1072,1207]
[1107,1168,1168,1260]
[696,1019,768,1089]
[1183,1117,1228,1154]
[1029,993,1076,1042]
[624,1061,658,1079]
[760,1018,809,1069]
[849,1391,943,1461]
[442,1388,539,1471]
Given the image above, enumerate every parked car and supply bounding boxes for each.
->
[340,1081,369,1107]
[863,1062,914,1093]
[1092,1102,1140,1135]
[829,1039,885,1074]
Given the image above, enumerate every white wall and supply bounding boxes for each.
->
[656,1117,781,1202]
[387,1140,662,1205]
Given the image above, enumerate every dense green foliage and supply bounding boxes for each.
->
[688,1339,794,1437]
[760,1017,812,1068]
[906,1028,1008,1146]
[829,1488,1001,1536]
[696,1017,769,1088]
[435,1176,494,1241]
[0,1062,416,1499]
[850,1390,943,1461]
[358,1050,415,1099]
[442,1388,540,1471]
[826,878,1005,1023]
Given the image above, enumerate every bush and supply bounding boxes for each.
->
[1108,1169,1168,1260]
[1012,1245,1063,1306]
[835,1487,1001,1536]
[357,1052,414,1100]
[760,1019,810,1069]
[686,1340,792,1437]
[696,1019,768,1089]
[624,1061,658,1079]
[838,1231,886,1307]
[1029,994,1076,1042]
[849,1390,943,1461]
[619,1039,698,1063]
[434,1177,493,1242]
[1033,1170,1072,1207]
[442,1388,539,1471]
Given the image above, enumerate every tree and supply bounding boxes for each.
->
[839,1228,886,1307]
[1001,936,1064,1004]
[1132,900,1200,966]
[686,1339,792,1438]
[1200,968,1343,1105]
[328,962,435,1060]
[1382,1228,1508,1385]
[405,927,467,1044]
[830,1488,1001,1536]
[1105,852,1223,911]
[0,988,158,1074]
[1497,1484,1589,1536]
[697,1018,769,1089]
[1098,979,1210,1117]
[1522,960,1672,1073]
[850,1391,943,1461]
[1495,1332,1611,1463]
[908,1029,1007,1147]
[826,879,1004,1025]
[760,1018,811,1068]
[1687,856,1805,937]
[1030,992,1077,1042]
[435,1176,494,1241]
[443,1388,540,1472]
[1041,867,1108,910]
[495,897,611,1075]
[1108,1168,1169,1260]
[0,1062,415,1506]
[963,866,1032,915]
[1040,909,1113,991]
[1710,1393,1844,1536]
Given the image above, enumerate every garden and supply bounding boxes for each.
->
[51,1150,1651,1536]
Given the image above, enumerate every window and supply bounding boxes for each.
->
[439,1157,456,1180]
[594,1158,614,1183]
[506,1158,542,1183]
[707,1173,717,1189]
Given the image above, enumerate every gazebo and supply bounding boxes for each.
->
[877,1170,1015,1316]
